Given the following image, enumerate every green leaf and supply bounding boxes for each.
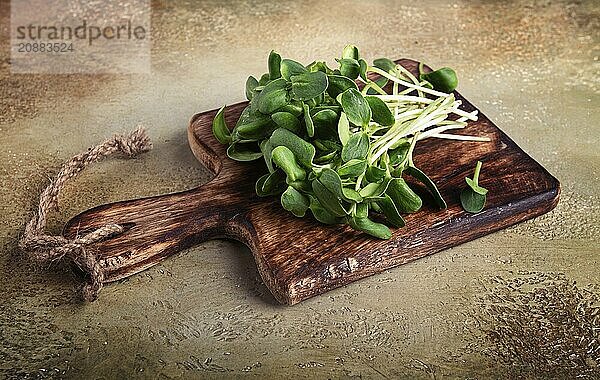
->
[359,59,368,81]
[460,188,486,213]
[234,108,273,140]
[314,139,341,153]
[341,132,369,162]
[255,174,271,197]
[254,78,289,114]
[377,194,406,228]
[313,142,340,164]
[337,113,351,146]
[359,177,391,199]
[271,111,301,134]
[277,101,304,117]
[312,178,348,217]
[360,178,392,199]
[312,109,338,140]
[212,106,231,144]
[288,179,311,193]
[234,105,253,128]
[318,168,355,202]
[359,182,380,198]
[258,139,275,173]
[348,216,391,239]
[271,146,306,182]
[373,58,396,73]
[312,109,338,126]
[365,165,386,182]
[259,139,275,173]
[338,58,360,79]
[280,59,308,81]
[311,105,342,114]
[342,44,360,60]
[226,141,263,161]
[290,71,328,101]
[338,88,371,127]
[235,123,274,141]
[337,159,367,178]
[256,169,286,197]
[258,73,270,86]
[466,177,488,195]
[404,166,447,209]
[269,128,315,168]
[281,186,310,217]
[461,161,487,213]
[314,151,338,164]
[370,202,382,213]
[465,161,488,195]
[342,187,362,203]
[386,178,422,213]
[355,202,369,218]
[307,60,333,74]
[388,141,410,166]
[308,195,341,224]
[302,102,315,138]
[366,77,389,95]
[245,76,259,100]
[327,74,358,99]
[420,67,458,93]
[268,50,282,80]
[306,94,322,108]
[366,96,395,126]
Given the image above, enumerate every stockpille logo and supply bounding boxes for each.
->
[14,19,147,46]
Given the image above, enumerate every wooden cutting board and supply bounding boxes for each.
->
[64,59,560,305]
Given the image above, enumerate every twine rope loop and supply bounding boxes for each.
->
[19,126,152,301]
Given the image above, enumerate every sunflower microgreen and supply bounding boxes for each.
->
[212,46,490,238]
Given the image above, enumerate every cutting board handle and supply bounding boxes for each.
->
[63,112,258,283]
[63,178,252,282]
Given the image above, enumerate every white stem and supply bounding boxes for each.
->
[451,108,479,120]
[370,112,447,164]
[418,124,466,139]
[369,66,450,97]
[450,110,479,123]
[394,64,424,98]
[381,99,478,121]
[393,79,399,118]
[370,109,425,151]
[375,95,434,104]
[394,108,423,120]
[406,114,450,136]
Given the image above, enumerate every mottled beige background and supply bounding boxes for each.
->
[1,0,598,378]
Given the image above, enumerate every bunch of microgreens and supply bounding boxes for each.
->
[212,45,489,239]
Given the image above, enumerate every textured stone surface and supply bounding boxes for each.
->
[1,0,598,378]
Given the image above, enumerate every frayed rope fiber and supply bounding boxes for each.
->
[19,126,152,302]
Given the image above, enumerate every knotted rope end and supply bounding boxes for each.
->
[20,127,152,303]
[122,126,152,157]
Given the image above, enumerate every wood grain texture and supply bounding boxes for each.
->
[63,59,560,305]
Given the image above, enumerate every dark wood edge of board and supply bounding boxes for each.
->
[285,185,560,305]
